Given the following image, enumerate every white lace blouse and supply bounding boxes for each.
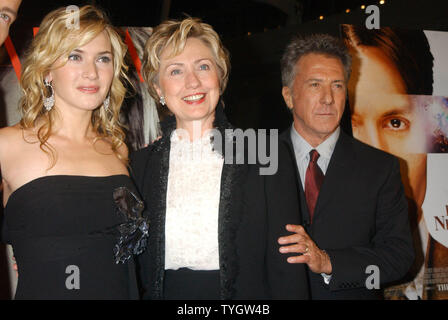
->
[164,130,224,270]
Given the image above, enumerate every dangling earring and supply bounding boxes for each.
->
[159,96,166,106]
[103,94,110,111]
[42,79,55,111]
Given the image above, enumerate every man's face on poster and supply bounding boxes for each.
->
[348,45,430,207]
[0,0,21,46]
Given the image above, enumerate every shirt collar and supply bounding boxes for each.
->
[290,125,340,161]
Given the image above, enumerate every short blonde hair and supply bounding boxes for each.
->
[19,5,129,165]
[142,17,230,103]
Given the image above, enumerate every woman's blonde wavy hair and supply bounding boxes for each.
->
[141,17,230,104]
[19,5,129,166]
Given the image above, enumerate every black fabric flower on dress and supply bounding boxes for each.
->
[112,187,149,264]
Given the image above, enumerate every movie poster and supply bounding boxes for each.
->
[342,25,448,299]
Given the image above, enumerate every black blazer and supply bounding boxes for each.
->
[130,107,309,300]
[281,128,415,299]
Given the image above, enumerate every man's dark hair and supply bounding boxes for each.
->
[280,33,352,87]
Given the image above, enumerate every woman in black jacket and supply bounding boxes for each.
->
[131,17,308,300]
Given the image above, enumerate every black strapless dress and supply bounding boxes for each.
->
[1,175,140,300]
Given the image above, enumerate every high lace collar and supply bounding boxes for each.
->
[170,129,214,146]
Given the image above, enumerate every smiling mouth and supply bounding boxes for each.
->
[182,93,206,104]
[77,86,99,93]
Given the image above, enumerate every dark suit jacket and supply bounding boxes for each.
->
[281,127,415,299]
[130,106,308,300]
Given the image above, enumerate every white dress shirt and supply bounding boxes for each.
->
[164,130,224,271]
[290,125,340,284]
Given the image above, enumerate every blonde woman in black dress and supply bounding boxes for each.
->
[0,5,146,299]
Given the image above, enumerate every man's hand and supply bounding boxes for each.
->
[278,224,332,275]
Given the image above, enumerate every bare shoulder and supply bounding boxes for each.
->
[116,141,129,160]
[97,138,129,175]
[0,124,41,169]
[0,123,22,138]
[0,124,24,152]
[94,136,128,159]
[0,125,25,191]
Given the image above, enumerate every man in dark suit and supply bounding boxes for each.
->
[277,33,415,299]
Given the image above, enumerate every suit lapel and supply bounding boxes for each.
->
[145,136,171,299]
[218,159,246,299]
[313,131,357,222]
[280,129,311,228]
